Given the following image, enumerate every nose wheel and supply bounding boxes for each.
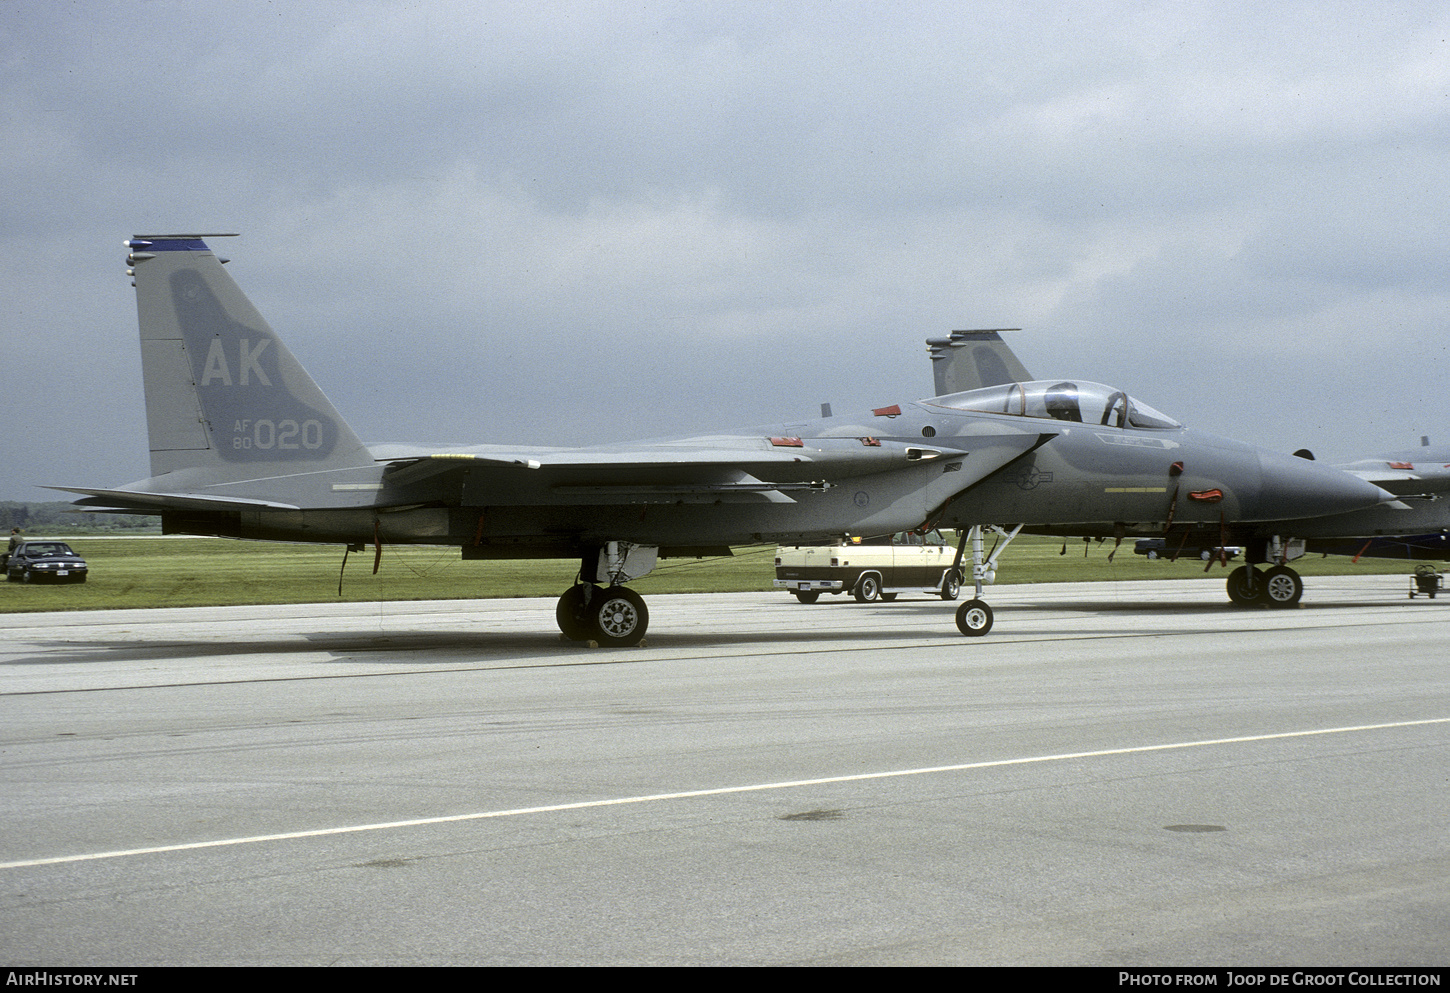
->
[955,598,994,636]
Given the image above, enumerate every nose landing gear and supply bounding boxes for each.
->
[947,524,1022,637]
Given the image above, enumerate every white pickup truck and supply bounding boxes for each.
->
[774,530,963,603]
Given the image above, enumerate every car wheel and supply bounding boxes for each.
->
[853,574,881,603]
[793,590,820,604]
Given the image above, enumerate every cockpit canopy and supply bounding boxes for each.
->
[926,380,1180,429]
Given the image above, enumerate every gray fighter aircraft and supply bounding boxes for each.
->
[55,235,1395,643]
[1281,445,1450,566]
[925,329,1450,611]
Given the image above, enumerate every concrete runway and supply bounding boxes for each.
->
[1,576,1447,966]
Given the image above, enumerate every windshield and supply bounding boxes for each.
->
[23,543,74,556]
[927,380,1180,429]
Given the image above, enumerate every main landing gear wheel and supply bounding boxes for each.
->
[1226,566,1259,607]
[1260,565,1303,608]
[955,598,993,636]
[591,586,649,647]
[556,584,596,641]
[555,584,650,646]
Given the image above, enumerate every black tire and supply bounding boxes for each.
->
[793,590,820,604]
[555,584,595,641]
[880,592,898,602]
[853,574,881,603]
[591,587,649,647]
[955,598,993,636]
[1261,565,1303,608]
[1226,566,1259,607]
[940,570,962,601]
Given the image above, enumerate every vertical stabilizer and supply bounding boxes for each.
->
[125,235,373,479]
[926,329,1033,396]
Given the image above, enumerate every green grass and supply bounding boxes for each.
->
[1,534,1436,613]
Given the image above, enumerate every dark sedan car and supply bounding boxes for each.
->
[1133,538,1240,562]
[4,540,89,583]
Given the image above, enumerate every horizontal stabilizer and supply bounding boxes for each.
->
[46,485,301,514]
[1341,468,1450,497]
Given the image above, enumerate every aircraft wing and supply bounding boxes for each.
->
[50,431,1053,513]
[377,431,1048,507]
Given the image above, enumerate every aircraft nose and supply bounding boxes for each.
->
[1252,450,1394,520]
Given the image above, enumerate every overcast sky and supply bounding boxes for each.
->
[3,1,1447,502]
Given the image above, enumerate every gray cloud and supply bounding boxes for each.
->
[3,0,1448,500]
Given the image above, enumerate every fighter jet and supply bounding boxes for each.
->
[54,235,1395,643]
[1280,445,1450,566]
[924,329,1450,611]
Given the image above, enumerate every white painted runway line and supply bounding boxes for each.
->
[5,715,1445,871]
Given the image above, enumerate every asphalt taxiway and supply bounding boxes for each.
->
[1,576,1447,965]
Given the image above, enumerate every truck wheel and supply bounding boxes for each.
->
[853,574,881,602]
[940,571,961,601]
[793,590,820,604]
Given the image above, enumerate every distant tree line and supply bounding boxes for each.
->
[1,501,159,534]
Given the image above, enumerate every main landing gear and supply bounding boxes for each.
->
[555,542,656,647]
[556,583,650,647]
[1226,564,1304,608]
